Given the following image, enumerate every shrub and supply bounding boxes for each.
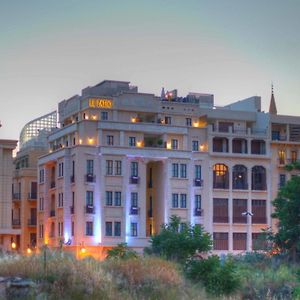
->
[185,255,240,297]
[106,243,138,260]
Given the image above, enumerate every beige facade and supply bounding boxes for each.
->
[0,139,18,251]
[36,80,293,257]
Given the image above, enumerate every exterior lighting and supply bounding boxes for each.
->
[92,115,97,120]
[27,247,32,254]
[11,242,16,249]
[79,139,82,145]
[88,138,94,145]
[136,141,143,147]
[166,142,172,149]
[200,144,205,151]
[193,122,199,127]
[85,115,89,120]
[80,246,86,254]
[131,117,137,123]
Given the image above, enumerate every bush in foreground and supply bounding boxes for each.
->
[185,255,240,297]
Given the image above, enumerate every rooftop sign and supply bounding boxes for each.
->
[89,98,113,109]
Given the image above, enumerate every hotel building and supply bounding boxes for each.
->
[36,80,297,257]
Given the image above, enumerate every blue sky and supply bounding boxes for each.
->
[1,0,300,139]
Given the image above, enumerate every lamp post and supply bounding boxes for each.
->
[242,211,253,251]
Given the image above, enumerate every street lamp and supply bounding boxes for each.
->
[11,242,16,250]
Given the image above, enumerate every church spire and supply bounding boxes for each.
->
[269,83,277,114]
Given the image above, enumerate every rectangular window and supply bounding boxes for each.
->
[172,193,179,208]
[58,222,64,237]
[114,221,121,237]
[107,135,114,146]
[279,174,286,188]
[105,222,112,236]
[71,221,74,237]
[106,160,113,175]
[39,169,45,183]
[233,199,247,223]
[192,140,199,151]
[291,150,298,163]
[131,162,138,177]
[213,198,229,223]
[129,136,136,147]
[101,111,108,120]
[106,191,113,206]
[131,222,138,237]
[233,232,247,250]
[39,197,44,211]
[172,163,179,178]
[115,160,122,175]
[58,193,64,207]
[86,222,93,236]
[180,194,187,208]
[58,162,64,177]
[186,118,192,126]
[114,192,122,206]
[171,139,178,150]
[213,232,229,250]
[252,200,267,224]
[131,192,138,207]
[180,164,187,178]
[165,116,171,124]
[39,224,44,238]
[86,160,94,174]
[86,191,93,206]
[195,195,201,209]
[195,165,201,179]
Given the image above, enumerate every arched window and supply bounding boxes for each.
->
[213,164,229,189]
[251,166,266,190]
[232,165,248,190]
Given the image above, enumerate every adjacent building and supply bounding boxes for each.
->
[12,111,57,253]
[36,80,290,257]
[0,139,18,251]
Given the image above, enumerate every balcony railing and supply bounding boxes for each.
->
[70,206,74,214]
[28,192,37,200]
[12,219,21,226]
[130,176,139,184]
[50,181,56,189]
[28,219,37,226]
[130,206,139,215]
[12,193,21,200]
[85,205,95,214]
[50,210,55,217]
[194,178,203,187]
[70,175,75,183]
[194,208,203,216]
[85,174,95,183]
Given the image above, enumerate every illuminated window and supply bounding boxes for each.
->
[278,150,285,165]
[213,164,229,189]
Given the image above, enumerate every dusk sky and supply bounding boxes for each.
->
[1,0,300,140]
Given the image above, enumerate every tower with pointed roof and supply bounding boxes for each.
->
[269,84,277,115]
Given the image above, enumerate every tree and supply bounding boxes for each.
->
[272,175,300,261]
[145,215,212,263]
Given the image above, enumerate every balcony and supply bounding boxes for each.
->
[28,218,37,226]
[85,205,95,214]
[85,173,95,183]
[50,181,56,189]
[194,178,203,187]
[130,206,140,215]
[12,219,21,227]
[50,210,56,217]
[28,192,37,200]
[70,175,75,183]
[70,206,74,214]
[130,176,139,184]
[194,208,203,216]
[12,193,21,201]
